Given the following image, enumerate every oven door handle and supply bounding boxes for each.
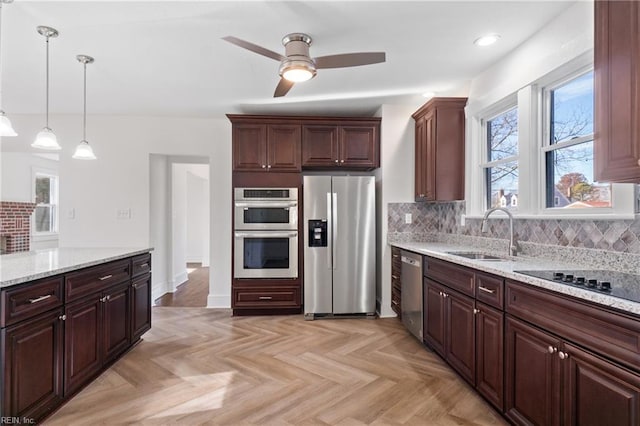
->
[235,231,298,238]
[234,201,298,208]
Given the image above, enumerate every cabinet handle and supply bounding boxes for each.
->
[392,275,399,279]
[392,254,399,258]
[559,351,569,360]
[335,159,339,163]
[473,308,480,314]
[478,286,496,294]
[547,346,557,354]
[258,296,273,300]
[340,159,345,164]
[267,164,272,169]
[442,293,448,298]
[139,263,149,268]
[58,314,66,321]
[100,295,111,303]
[28,294,52,304]
[132,283,140,289]
[419,194,425,198]
[99,274,113,281]
[261,164,266,169]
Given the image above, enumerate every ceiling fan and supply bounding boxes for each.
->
[223,33,386,97]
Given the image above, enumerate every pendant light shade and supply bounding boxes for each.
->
[72,54,96,160]
[0,0,16,136]
[32,26,60,150]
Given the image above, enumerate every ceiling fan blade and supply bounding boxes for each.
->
[222,36,285,62]
[314,52,386,69]
[274,78,295,97]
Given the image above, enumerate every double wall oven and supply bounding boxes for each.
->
[234,188,298,279]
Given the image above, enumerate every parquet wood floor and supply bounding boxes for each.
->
[44,308,506,425]
[154,263,209,307]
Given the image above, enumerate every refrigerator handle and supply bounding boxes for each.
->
[326,192,333,271]
[332,192,338,271]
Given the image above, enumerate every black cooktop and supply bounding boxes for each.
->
[514,269,640,304]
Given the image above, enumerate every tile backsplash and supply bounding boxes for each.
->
[388,201,640,254]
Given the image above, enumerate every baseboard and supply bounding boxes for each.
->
[207,294,231,308]
[152,281,171,302]
[172,271,189,290]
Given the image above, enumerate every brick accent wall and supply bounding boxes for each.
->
[0,202,37,253]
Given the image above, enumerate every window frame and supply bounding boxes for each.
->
[31,168,59,236]
[465,56,638,220]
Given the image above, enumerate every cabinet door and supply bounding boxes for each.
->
[131,274,152,342]
[445,289,475,384]
[339,124,379,169]
[233,123,267,171]
[391,247,402,317]
[64,295,102,395]
[505,316,561,426]
[103,282,131,363]
[301,125,339,167]
[594,1,640,183]
[424,278,446,356]
[475,302,504,411]
[563,342,640,426]
[1,309,64,419]
[267,124,301,171]
[415,117,428,201]
[423,109,436,200]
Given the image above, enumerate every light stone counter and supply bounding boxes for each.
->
[0,247,153,288]
[391,241,640,316]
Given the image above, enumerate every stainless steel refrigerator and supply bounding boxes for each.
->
[303,176,376,319]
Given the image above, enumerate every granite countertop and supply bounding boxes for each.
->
[0,247,153,289]
[391,241,640,316]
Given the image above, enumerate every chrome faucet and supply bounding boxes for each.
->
[481,207,518,257]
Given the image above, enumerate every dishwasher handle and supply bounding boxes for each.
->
[401,255,421,268]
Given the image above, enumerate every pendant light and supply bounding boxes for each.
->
[32,26,60,150]
[0,0,17,136]
[72,55,96,160]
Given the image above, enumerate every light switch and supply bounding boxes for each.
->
[405,213,412,224]
[117,208,131,220]
[67,208,75,220]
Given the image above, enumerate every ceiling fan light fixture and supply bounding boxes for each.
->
[280,59,316,83]
[474,33,501,47]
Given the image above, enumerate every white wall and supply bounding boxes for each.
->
[3,114,232,308]
[171,163,189,289]
[375,104,418,318]
[185,167,209,265]
[149,154,170,298]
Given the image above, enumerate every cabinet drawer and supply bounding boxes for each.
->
[131,253,151,278]
[425,257,475,297]
[1,277,64,327]
[65,260,131,302]
[475,272,504,310]
[233,287,300,308]
[506,280,640,373]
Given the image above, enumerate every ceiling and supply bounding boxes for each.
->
[2,1,577,118]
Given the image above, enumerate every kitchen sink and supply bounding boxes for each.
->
[445,251,513,261]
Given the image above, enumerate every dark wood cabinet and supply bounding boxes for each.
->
[505,316,561,426]
[131,273,152,342]
[424,278,446,356]
[412,97,467,201]
[302,120,380,170]
[475,302,504,411]
[232,122,301,172]
[1,309,64,420]
[391,247,401,317]
[0,252,152,423]
[594,0,640,183]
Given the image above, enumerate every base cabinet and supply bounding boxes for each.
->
[506,315,640,426]
[1,309,64,420]
[476,302,504,411]
[131,273,152,342]
[391,247,401,317]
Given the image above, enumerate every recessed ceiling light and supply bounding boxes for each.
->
[422,92,435,98]
[474,34,501,47]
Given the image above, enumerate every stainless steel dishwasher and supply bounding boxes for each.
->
[400,250,423,340]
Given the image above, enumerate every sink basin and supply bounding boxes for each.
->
[445,251,512,261]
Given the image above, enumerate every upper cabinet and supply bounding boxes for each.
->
[228,115,380,172]
[232,121,301,172]
[594,0,640,183]
[302,120,380,170]
[412,98,467,201]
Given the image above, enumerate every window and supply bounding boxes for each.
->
[481,107,519,210]
[34,173,58,234]
[544,70,611,209]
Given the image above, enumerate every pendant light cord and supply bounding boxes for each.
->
[45,35,50,128]
[83,62,87,140]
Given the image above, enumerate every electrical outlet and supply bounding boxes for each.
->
[405,213,412,224]
[460,214,466,227]
[117,208,131,220]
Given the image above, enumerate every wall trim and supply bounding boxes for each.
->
[207,294,230,309]
[152,281,171,302]
[172,271,188,291]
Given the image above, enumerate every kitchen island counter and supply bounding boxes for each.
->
[0,247,153,288]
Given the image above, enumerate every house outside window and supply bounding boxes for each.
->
[34,173,58,234]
